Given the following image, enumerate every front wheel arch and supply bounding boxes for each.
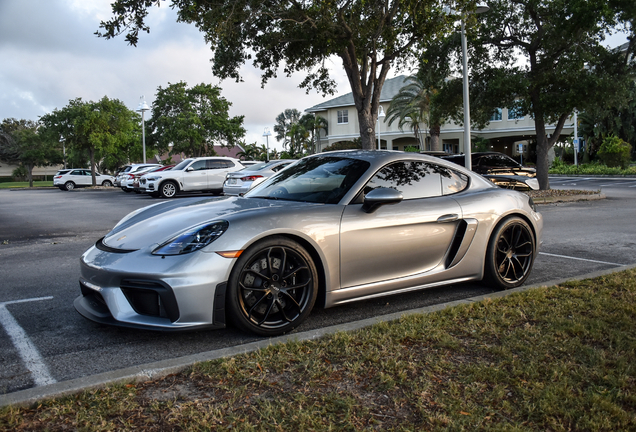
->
[226,235,321,336]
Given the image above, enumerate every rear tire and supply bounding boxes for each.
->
[227,236,318,336]
[483,216,535,289]
[64,181,75,191]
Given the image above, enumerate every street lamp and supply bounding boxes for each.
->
[377,105,385,150]
[454,3,490,170]
[136,96,150,164]
[263,127,272,162]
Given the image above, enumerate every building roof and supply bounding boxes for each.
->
[306,75,408,112]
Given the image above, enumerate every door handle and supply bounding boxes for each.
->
[437,214,459,223]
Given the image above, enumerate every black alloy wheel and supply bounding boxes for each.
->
[227,237,318,336]
[484,216,535,289]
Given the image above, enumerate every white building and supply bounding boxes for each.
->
[306,75,574,158]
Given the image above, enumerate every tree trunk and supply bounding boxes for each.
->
[429,125,441,152]
[338,41,391,151]
[27,163,34,188]
[535,132,551,190]
[90,147,96,186]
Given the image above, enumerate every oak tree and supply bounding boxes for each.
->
[97,0,469,150]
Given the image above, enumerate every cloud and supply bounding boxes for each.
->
[0,0,353,150]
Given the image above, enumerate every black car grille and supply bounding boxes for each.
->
[120,279,180,322]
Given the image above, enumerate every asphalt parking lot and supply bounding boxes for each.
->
[1,177,636,401]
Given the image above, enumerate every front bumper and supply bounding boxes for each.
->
[75,242,235,331]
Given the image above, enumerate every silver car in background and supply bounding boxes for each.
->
[223,159,297,196]
[75,150,542,337]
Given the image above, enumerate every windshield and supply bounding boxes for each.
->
[246,156,370,204]
[173,159,194,171]
[239,162,269,172]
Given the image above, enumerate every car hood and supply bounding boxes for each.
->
[102,196,322,250]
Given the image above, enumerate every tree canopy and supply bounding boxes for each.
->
[0,119,62,186]
[97,0,470,150]
[468,0,636,189]
[40,97,141,183]
[148,82,245,158]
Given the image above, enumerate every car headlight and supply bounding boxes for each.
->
[152,221,229,255]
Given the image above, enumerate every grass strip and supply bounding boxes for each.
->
[2,269,635,431]
[0,181,54,189]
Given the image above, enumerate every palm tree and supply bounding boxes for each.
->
[274,109,302,142]
[299,113,328,154]
[386,75,431,150]
[236,142,260,160]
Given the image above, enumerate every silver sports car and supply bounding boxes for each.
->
[75,150,543,336]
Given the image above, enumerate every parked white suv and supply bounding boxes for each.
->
[54,169,115,191]
[144,157,244,198]
[116,163,161,191]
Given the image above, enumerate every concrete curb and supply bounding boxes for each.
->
[531,193,606,204]
[3,262,636,408]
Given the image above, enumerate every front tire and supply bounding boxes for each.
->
[160,181,178,198]
[484,216,535,289]
[102,180,113,187]
[64,181,75,191]
[227,236,318,336]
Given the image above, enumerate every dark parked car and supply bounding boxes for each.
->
[441,152,539,190]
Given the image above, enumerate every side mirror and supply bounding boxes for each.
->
[362,187,403,213]
[185,167,194,172]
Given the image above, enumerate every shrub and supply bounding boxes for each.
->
[597,136,632,169]
[12,165,28,181]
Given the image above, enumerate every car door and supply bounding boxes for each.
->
[339,161,464,291]
[181,159,209,191]
[207,160,237,189]
[67,169,86,186]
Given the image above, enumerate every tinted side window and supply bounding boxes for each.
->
[365,161,443,199]
[190,160,208,171]
[70,170,83,175]
[441,168,469,195]
[207,160,224,169]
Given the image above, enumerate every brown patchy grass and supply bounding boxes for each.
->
[2,269,635,431]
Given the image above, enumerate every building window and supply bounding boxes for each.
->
[490,108,502,121]
[507,103,524,120]
[337,110,348,124]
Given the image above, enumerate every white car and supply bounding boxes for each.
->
[223,159,297,196]
[54,169,115,191]
[117,164,162,192]
[144,157,244,198]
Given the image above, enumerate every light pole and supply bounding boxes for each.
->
[263,127,272,162]
[136,96,150,163]
[457,3,490,170]
[377,105,385,150]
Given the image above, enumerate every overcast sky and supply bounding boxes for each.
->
[0,1,629,150]
[0,0,351,150]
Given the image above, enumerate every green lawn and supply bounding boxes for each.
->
[0,181,55,189]
[2,270,635,431]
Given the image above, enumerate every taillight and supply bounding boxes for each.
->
[54,175,61,179]
[241,175,263,181]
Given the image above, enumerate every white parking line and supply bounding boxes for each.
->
[598,181,636,187]
[0,297,56,387]
[539,252,625,267]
